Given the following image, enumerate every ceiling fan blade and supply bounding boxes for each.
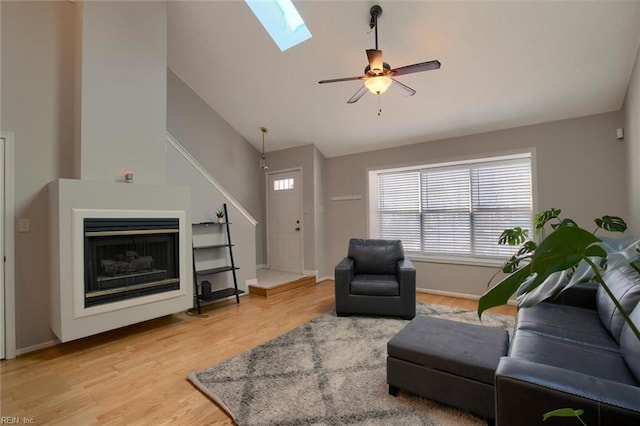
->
[319,76,363,84]
[346,85,368,104]
[391,78,416,96]
[391,60,441,76]
[366,49,383,73]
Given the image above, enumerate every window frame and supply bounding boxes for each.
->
[367,150,537,266]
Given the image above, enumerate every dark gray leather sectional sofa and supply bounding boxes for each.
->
[495,265,640,425]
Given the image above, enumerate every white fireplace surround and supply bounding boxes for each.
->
[72,209,188,319]
[50,179,193,343]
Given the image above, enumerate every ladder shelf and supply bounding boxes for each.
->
[191,203,242,315]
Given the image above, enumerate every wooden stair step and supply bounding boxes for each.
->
[249,275,316,298]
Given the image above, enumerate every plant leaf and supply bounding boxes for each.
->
[550,218,578,230]
[502,255,520,273]
[522,227,606,296]
[543,408,584,421]
[498,227,528,246]
[595,215,627,233]
[478,265,532,318]
[534,208,561,234]
[517,240,537,256]
[533,226,605,271]
[518,270,569,307]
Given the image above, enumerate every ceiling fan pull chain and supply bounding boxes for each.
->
[378,93,382,116]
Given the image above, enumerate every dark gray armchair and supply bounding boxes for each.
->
[335,238,416,319]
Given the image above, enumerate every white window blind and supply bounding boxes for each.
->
[374,155,532,259]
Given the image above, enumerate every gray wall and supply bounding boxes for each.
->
[167,69,266,264]
[625,44,640,235]
[0,0,635,351]
[313,146,327,278]
[2,1,76,349]
[325,111,627,297]
[266,144,328,275]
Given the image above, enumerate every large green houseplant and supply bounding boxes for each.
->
[478,208,640,341]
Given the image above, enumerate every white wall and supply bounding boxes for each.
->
[625,44,640,235]
[78,1,167,184]
[313,146,327,278]
[166,141,256,295]
[325,111,627,297]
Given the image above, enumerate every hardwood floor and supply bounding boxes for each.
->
[0,281,514,425]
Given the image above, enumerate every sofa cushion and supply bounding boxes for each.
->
[516,303,619,352]
[350,274,399,296]
[596,265,640,343]
[348,238,404,275]
[620,301,640,381]
[509,330,638,386]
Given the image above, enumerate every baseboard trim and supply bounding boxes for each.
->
[303,270,318,280]
[417,288,516,306]
[256,264,267,270]
[16,339,58,357]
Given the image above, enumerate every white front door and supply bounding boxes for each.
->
[267,170,302,273]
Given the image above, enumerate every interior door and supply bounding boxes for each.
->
[267,170,302,273]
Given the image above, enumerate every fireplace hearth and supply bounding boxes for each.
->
[84,218,180,307]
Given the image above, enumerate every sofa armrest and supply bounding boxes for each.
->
[545,282,598,310]
[335,257,354,296]
[397,258,416,295]
[496,357,640,425]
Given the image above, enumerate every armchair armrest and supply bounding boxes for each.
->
[496,357,640,425]
[397,258,416,295]
[546,282,598,310]
[335,257,354,296]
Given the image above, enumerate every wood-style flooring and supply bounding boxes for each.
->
[0,281,515,425]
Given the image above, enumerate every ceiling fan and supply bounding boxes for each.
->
[318,5,441,109]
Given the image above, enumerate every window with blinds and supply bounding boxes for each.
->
[372,154,533,259]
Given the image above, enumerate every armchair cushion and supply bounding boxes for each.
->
[348,238,404,275]
[351,274,399,296]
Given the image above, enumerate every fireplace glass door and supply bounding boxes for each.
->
[84,218,180,307]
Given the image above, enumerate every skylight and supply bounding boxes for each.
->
[245,0,312,51]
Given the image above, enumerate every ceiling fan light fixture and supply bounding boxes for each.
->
[364,76,392,94]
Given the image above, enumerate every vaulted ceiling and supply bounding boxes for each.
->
[168,1,640,158]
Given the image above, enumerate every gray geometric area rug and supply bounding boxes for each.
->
[188,303,514,426]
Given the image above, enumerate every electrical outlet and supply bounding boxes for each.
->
[18,218,31,233]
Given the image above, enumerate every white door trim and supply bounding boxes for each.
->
[265,167,304,274]
[1,132,16,359]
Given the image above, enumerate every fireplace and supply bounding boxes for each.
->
[50,180,192,343]
[84,218,180,307]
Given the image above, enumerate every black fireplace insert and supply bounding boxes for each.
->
[84,218,180,307]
